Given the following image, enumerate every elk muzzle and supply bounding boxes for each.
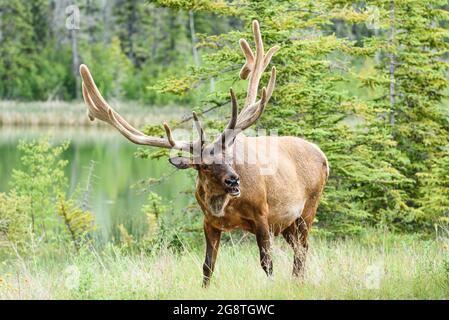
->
[224,175,240,197]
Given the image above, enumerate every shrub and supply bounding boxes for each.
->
[0,192,30,252]
[57,195,96,252]
[10,137,69,239]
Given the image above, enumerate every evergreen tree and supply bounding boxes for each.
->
[147,0,448,235]
[0,0,72,100]
[0,0,447,235]
[0,0,38,98]
[360,0,449,230]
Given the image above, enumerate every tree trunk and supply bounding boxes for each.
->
[102,0,111,44]
[70,28,80,99]
[127,0,137,66]
[389,0,396,126]
[86,0,94,43]
[189,10,200,67]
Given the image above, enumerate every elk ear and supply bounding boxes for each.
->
[168,156,194,170]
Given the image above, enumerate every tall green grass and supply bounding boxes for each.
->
[1,231,447,300]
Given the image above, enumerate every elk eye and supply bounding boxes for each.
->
[201,164,211,171]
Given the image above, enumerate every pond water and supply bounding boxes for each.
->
[0,126,193,242]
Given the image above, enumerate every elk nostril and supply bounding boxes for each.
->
[225,177,239,187]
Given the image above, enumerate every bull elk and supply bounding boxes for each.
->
[79,20,329,287]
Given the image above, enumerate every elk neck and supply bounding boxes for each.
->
[196,172,234,217]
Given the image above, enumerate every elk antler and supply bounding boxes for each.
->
[80,20,278,156]
[215,20,279,148]
[236,20,279,131]
[80,64,202,152]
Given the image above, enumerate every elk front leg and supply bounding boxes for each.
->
[202,222,222,287]
[255,220,273,277]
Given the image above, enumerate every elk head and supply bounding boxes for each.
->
[80,20,279,199]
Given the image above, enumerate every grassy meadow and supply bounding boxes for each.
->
[1,0,449,302]
[1,231,447,300]
[0,126,447,300]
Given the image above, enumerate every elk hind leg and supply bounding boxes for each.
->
[282,219,308,278]
[284,196,320,277]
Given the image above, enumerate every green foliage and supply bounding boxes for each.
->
[10,137,69,237]
[0,1,448,301]
[57,195,96,251]
[80,38,133,99]
[1,0,448,238]
[118,223,135,250]
[360,0,449,231]
[118,191,184,252]
[142,192,168,240]
[418,152,449,228]
[5,137,97,253]
[0,192,30,251]
[142,192,189,252]
[151,0,449,236]
[0,0,75,100]
[0,0,231,102]
[115,188,202,253]
[148,0,240,15]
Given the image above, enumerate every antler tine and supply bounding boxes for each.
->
[80,64,191,150]
[211,20,279,150]
[81,65,148,136]
[227,88,238,130]
[234,68,276,134]
[265,66,277,101]
[244,21,262,107]
[82,82,99,122]
[214,88,240,148]
[264,46,280,69]
[163,122,177,148]
[233,20,279,133]
[192,111,206,148]
[106,108,152,145]
[84,83,146,137]
[239,39,254,80]
[236,87,268,130]
[253,20,264,64]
